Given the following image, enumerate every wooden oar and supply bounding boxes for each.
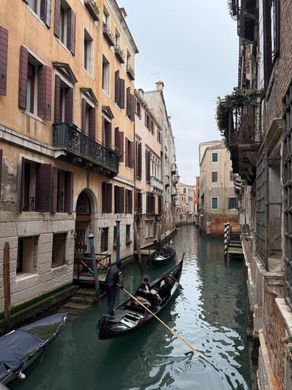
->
[121,285,215,366]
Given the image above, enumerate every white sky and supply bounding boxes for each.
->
[119,0,238,184]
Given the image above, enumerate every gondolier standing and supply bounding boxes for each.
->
[105,263,123,317]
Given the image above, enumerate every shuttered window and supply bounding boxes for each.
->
[212,172,218,182]
[125,189,133,214]
[135,190,142,214]
[146,193,155,214]
[81,98,96,139]
[54,75,73,123]
[54,0,76,55]
[0,150,2,196]
[115,71,125,109]
[136,141,142,179]
[102,117,112,149]
[114,127,124,162]
[25,0,51,27]
[114,186,124,214]
[125,139,135,169]
[102,182,112,213]
[0,26,8,96]
[145,149,151,183]
[126,87,135,120]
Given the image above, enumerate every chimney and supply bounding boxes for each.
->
[120,7,127,19]
[155,81,164,91]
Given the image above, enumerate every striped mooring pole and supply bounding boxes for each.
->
[224,222,231,257]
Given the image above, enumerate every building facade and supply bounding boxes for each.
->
[0,0,137,314]
[175,182,195,226]
[199,140,239,235]
[143,81,178,239]
[134,89,163,248]
[218,0,292,388]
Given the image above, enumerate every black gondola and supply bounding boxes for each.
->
[0,313,67,385]
[97,257,183,340]
[152,246,176,264]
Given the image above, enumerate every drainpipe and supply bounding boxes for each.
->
[115,214,121,266]
[88,232,100,296]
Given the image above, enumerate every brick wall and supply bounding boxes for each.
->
[204,213,240,235]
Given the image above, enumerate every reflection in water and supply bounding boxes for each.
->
[11,226,250,390]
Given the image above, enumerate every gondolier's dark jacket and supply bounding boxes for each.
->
[105,265,123,289]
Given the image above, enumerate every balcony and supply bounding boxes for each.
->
[84,0,99,21]
[103,23,115,46]
[53,123,119,177]
[150,176,163,192]
[126,64,135,81]
[217,90,261,184]
[238,0,257,42]
[114,45,125,64]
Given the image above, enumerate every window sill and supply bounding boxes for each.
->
[24,111,45,124]
[56,39,73,56]
[82,65,95,80]
[51,264,67,271]
[25,5,49,30]
[16,273,38,282]
[102,89,110,98]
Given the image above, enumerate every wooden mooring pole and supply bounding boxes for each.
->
[3,242,11,331]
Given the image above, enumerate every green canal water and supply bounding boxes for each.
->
[11,225,251,390]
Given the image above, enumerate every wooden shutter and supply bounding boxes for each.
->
[119,187,124,214]
[38,65,52,120]
[102,181,107,213]
[115,70,120,106]
[67,9,76,55]
[0,150,2,194]
[0,27,8,96]
[106,183,112,213]
[137,142,142,178]
[114,185,119,213]
[128,190,132,214]
[51,167,58,213]
[18,46,28,109]
[35,164,52,212]
[41,0,51,28]
[120,79,125,109]
[64,171,73,213]
[88,106,96,139]
[129,141,135,169]
[126,87,130,117]
[119,131,124,162]
[263,0,272,89]
[54,74,61,123]
[65,87,73,123]
[115,127,120,152]
[106,121,112,149]
[81,98,86,132]
[130,94,135,121]
[19,157,26,212]
[54,0,61,38]
[125,138,129,167]
[145,150,150,182]
[274,0,280,57]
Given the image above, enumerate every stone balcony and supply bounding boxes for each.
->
[53,123,119,177]
[126,64,135,81]
[84,0,99,21]
[103,23,115,46]
[114,45,125,64]
[150,176,163,192]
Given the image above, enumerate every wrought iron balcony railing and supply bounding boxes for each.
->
[53,123,119,177]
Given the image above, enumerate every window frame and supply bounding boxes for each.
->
[211,197,218,210]
[212,152,218,162]
[102,55,110,95]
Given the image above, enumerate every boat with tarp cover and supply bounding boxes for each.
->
[0,313,66,385]
[97,257,183,339]
[152,246,176,264]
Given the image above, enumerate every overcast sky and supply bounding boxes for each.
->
[119,0,238,184]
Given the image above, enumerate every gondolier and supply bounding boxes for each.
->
[105,262,124,317]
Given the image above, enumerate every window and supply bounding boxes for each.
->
[126,225,131,245]
[56,170,73,213]
[212,152,218,162]
[115,30,120,46]
[83,29,93,75]
[135,141,142,179]
[115,127,124,162]
[228,197,238,210]
[19,48,52,120]
[102,182,112,213]
[21,160,39,211]
[211,197,218,210]
[17,236,38,274]
[125,189,133,214]
[81,98,96,138]
[114,186,124,214]
[52,233,67,268]
[136,100,141,117]
[103,8,109,26]
[102,117,112,149]
[212,172,218,182]
[146,193,155,214]
[135,190,142,213]
[127,50,131,67]
[100,228,109,252]
[145,221,154,238]
[55,0,76,55]
[54,75,73,123]
[125,139,135,169]
[27,0,50,26]
[114,71,125,109]
[102,56,110,94]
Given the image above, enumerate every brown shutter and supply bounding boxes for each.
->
[88,106,96,139]
[67,9,76,55]
[65,87,73,123]
[119,187,124,214]
[125,138,129,167]
[65,171,73,213]
[115,70,120,105]
[41,0,51,28]
[125,189,128,214]
[18,46,28,109]
[107,183,112,213]
[145,150,150,182]
[102,181,106,213]
[35,164,52,212]
[130,94,135,121]
[120,79,125,109]
[114,185,119,213]
[107,121,112,149]
[51,167,58,213]
[0,27,8,96]
[54,0,61,38]
[119,131,124,162]
[128,190,132,214]
[54,74,61,123]
[126,87,130,117]
[38,65,52,120]
[138,142,142,178]
[19,157,26,212]
[102,117,105,145]
[81,98,86,132]
[115,127,120,152]
[129,141,135,169]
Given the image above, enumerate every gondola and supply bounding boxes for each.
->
[152,246,176,264]
[0,313,67,385]
[97,257,183,340]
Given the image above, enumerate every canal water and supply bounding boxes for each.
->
[11,225,251,390]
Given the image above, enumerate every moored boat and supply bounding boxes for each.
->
[152,246,176,263]
[97,257,183,340]
[0,313,67,385]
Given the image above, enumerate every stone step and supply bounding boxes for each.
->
[70,295,96,305]
[76,287,98,297]
[63,301,92,311]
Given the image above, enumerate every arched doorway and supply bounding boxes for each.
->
[74,190,94,274]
